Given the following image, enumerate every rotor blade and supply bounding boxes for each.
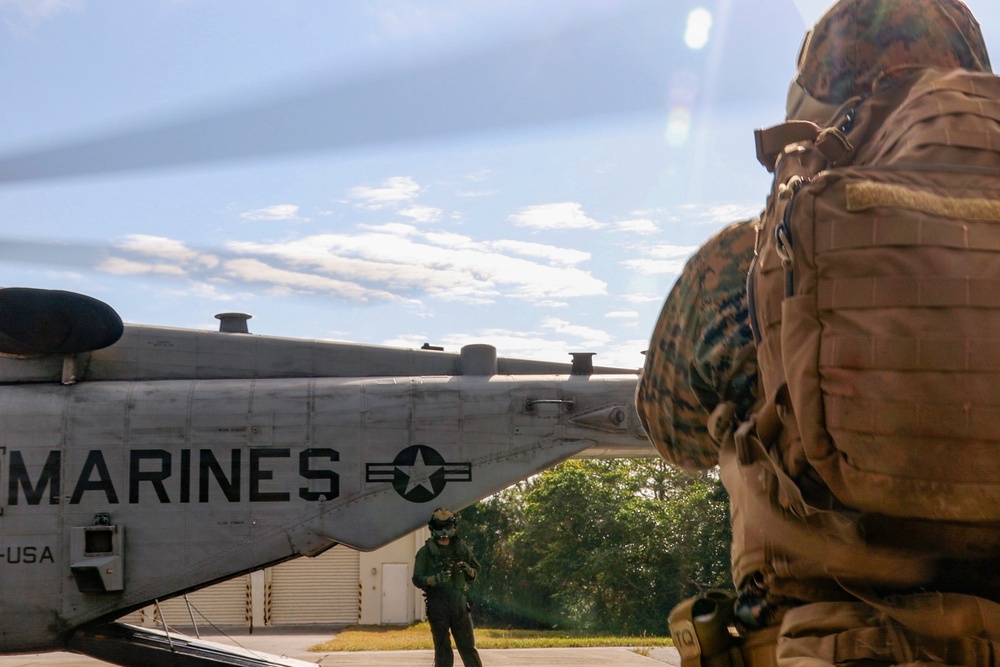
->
[0,238,109,269]
[0,2,684,184]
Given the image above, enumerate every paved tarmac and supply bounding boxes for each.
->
[0,626,681,666]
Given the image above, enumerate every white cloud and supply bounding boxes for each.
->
[541,317,613,346]
[97,257,188,277]
[491,240,590,266]
[381,325,608,364]
[358,222,420,236]
[348,176,421,209]
[381,325,644,369]
[680,203,761,226]
[456,170,498,197]
[225,228,607,303]
[621,257,691,276]
[98,235,220,277]
[423,231,483,252]
[605,310,639,319]
[184,282,235,303]
[623,293,669,305]
[399,205,443,223]
[96,225,608,306]
[509,202,604,230]
[115,235,218,266]
[457,188,500,198]
[705,204,761,224]
[222,258,399,302]
[598,338,649,370]
[382,329,566,362]
[240,204,304,222]
[621,241,699,277]
[646,243,700,258]
[616,218,659,234]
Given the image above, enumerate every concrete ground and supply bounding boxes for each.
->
[0,626,682,666]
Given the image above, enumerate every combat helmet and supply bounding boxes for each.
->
[428,507,458,540]
[786,0,992,123]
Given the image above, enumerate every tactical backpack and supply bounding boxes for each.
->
[749,68,1000,522]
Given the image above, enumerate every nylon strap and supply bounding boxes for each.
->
[755,121,822,171]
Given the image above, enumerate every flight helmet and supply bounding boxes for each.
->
[429,507,458,540]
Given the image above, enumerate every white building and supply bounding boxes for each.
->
[123,527,430,629]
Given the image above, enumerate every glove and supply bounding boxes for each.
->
[428,569,451,586]
[457,562,476,578]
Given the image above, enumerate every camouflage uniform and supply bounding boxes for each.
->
[635,219,758,472]
[639,1,1000,664]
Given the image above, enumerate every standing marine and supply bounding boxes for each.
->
[638,0,1000,665]
[412,508,483,667]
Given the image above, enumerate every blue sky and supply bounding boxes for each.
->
[1,0,998,369]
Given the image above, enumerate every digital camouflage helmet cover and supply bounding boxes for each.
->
[786,0,991,122]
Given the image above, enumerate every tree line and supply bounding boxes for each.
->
[457,458,731,635]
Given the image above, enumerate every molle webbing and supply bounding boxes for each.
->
[774,162,1000,520]
[750,68,1000,524]
[782,170,1000,520]
[722,423,935,595]
[863,71,1000,164]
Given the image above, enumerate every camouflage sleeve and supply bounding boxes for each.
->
[635,219,759,471]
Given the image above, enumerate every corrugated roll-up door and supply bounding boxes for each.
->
[269,546,359,625]
[120,575,250,628]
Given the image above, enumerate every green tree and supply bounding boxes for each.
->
[662,469,732,598]
[459,483,556,628]
[460,458,731,634]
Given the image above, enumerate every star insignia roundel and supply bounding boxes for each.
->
[366,445,472,503]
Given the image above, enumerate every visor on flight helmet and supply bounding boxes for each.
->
[428,507,457,539]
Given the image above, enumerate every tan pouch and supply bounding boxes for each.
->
[669,591,745,667]
[778,593,1000,666]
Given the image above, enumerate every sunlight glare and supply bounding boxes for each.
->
[684,8,713,50]
[664,107,692,146]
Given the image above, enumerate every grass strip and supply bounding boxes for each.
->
[311,622,674,652]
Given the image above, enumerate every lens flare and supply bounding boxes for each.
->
[684,8,713,50]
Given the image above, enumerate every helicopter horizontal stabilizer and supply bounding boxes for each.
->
[0,288,123,357]
[67,622,315,667]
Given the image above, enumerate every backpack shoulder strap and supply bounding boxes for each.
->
[755,121,854,172]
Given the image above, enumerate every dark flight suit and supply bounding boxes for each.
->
[412,537,483,667]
